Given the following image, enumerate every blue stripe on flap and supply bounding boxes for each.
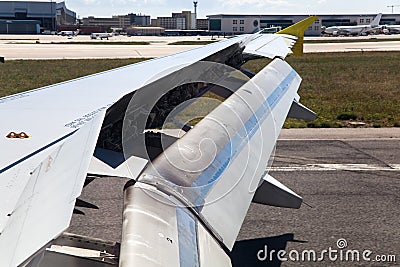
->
[176,207,200,267]
[191,70,297,208]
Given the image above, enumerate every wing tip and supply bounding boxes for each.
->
[276,16,319,56]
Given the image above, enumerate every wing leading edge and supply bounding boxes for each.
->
[0,35,254,266]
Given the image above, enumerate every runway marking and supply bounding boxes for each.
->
[279,138,400,141]
[270,164,400,172]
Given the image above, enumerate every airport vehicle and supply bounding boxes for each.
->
[0,16,317,267]
[260,26,282,34]
[58,30,78,37]
[382,24,400,34]
[322,13,382,36]
[91,33,113,40]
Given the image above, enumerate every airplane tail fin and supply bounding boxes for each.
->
[371,13,382,27]
[276,16,318,56]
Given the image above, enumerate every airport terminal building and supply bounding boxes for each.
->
[0,1,76,33]
[207,14,400,35]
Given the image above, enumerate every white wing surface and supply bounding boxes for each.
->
[0,16,317,267]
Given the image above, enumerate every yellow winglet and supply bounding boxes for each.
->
[276,16,318,56]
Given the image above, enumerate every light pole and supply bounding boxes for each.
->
[387,5,400,14]
[193,1,198,16]
[193,1,198,30]
[50,0,55,31]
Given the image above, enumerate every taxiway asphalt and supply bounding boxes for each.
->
[68,128,400,266]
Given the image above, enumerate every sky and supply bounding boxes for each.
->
[5,0,400,18]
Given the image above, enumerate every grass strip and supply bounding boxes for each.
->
[1,52,399,128]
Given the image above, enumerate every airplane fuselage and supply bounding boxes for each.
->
[324,25,373,36]
[322,13,382,36]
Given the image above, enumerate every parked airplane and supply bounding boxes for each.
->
[322,13,382,36]
[0,16,318,267]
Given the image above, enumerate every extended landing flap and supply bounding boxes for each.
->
[253,174,302,209]
[287,101,316,121]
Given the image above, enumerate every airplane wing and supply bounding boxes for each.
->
[0,16,317,267]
